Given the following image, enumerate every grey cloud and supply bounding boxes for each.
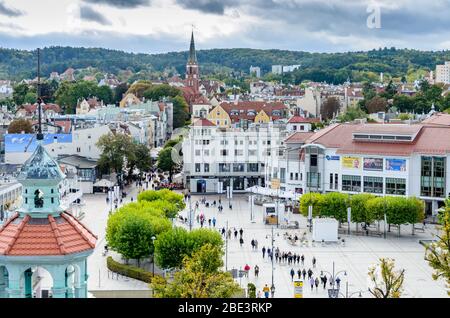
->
[0,1,24,17]
[83,0,150,8]
[175,0,240,14]
[80,5,112,25]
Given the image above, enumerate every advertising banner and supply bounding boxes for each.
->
[294,280,304,298]
[385,159,407,172]
[5,134,72,153]
[363,158,383,171]
[342,157,361,169]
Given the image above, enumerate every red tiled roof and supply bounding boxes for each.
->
[285,132,315,143]
[422,113,450,127]
[0,212,97,256]
[219,101,288,123]
[288,116,320,124]
[305,123,450,156]
[192,118,216,127]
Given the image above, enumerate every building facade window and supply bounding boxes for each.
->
[334,174,338,189]
[310,154,318,167]
[386,178,406,195]
[329,173,334,189]
[219,163,230,172]
[195,163,201,172]
[421,156,446,198]
[307,172,320,189]
[363,176,383,194]
[280,168,286,183]
[342,175,361,192]
[204,163,210,172]
[248,163,259,172]
[233,163,245,172]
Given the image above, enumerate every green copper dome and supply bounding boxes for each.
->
[17,142,65,181]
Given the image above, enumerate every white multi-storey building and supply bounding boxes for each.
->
[436,62,450,84]
[183,118,289,193]
[266,114,450,218]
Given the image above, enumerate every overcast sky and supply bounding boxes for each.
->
[0,0,449,53]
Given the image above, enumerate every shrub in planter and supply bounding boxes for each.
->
[247,283,256,298]
[106,256,154,283]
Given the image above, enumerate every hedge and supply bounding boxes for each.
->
[299,192,424,225]
[106,256,155,283]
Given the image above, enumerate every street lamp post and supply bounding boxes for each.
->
[320,261,347,298]
[270,226,275,298]
[225,221,229,271]
[189,195,193,231]
[151,235,156,297]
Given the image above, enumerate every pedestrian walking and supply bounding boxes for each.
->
[254,240,258,250]
[208,219,211,227]
[290,268,295,281]
[309,277,314,291]
[239,228,244,237]
[234,229,238,239]
[240,237,244,247]
[314,277,319,291]
[336,277,341,289]
[254,265,259,277]
[212,217,216,227]
[312,257,316,268]
[262,246,266,258]
[301,254,304,266]
[221,227,226,236]
[322,275,328,289]
[263,285,270,298]
[251,239,255,250]
[297,269,301,279]
[227,229,232,239]
[257,290,262,298]
[200,219,204,228]
[302,269,306,280]
[244,264,250,277]
[307,269,313,279]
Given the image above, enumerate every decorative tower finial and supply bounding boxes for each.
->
[36,48,44,141]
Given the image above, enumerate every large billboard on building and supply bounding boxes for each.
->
[385,159,407,172]
[342,157,361,169]
[5,134,72,153]
[363,158,383,171]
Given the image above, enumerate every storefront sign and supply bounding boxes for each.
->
[342,157,361,169]
[385,159,407,172]
[326,155,340,161]
[363,158,383,171]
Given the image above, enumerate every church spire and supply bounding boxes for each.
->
[188,30,197,64]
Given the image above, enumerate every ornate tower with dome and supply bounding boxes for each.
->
[0,88,97,298]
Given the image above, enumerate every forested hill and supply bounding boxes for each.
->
[1,46,450,84]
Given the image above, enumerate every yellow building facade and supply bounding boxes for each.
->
[207,105,232,128]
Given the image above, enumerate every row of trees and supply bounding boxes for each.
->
[359,80,450,114]
[106,187,239,297]
[106,189,185,263]
[299,192,424,228]
[9,80,121,113]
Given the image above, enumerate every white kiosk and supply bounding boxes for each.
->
[312,218,339,242]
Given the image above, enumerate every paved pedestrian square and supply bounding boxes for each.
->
[176,194,448,298]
